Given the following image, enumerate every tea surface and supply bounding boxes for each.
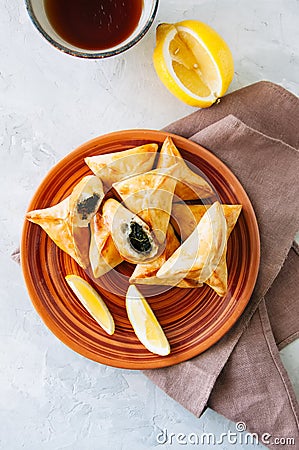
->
[44,0,143,50]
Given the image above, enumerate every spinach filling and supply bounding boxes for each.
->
[77,194,100,220]
[129,221,152,253]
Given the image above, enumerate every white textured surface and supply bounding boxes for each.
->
[1,1,298,449]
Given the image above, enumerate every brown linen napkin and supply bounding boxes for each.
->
[144,82,299,448]
[209,251,299,447]
[266,241,299,350]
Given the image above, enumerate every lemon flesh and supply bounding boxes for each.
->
[65,275,115,335]
[126,285,170,356]
[153,20,234,107]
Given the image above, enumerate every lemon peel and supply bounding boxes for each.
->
[126,285,170,356]
[153,20,234,107]
[65,275,115,335]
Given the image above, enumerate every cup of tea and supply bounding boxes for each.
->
[25,0,159,58]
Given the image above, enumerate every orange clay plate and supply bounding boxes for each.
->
[21,129,260,369]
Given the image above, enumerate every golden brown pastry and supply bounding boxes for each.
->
[84,143,158,187]
[156,202,227,283]
[102,199,159,264]
[68,175,105,227]
[26,175,104,269]
[26,196,91,268]
[130,224,201,288]
[204,205,242,296]
[171,203,242,295]
[113,165,177,244]
[157,136,214,200]
[171,203,242,241]
[89,212,123,278]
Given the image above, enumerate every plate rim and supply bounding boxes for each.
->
[21,128,260,369]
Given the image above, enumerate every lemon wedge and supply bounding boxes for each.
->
[65,275,115,335]
[126,285,170,356]
[153,20,234,107]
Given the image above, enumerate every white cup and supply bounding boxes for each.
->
[25,0,159,58]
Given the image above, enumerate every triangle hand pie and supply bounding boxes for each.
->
[102,199,159,264]
[171,203,242,295]
[26,196,89,268]
[85,143,158,187]
[204,205,242,296]
[113,165,177,244]
[26,175,104,269]
[130,224,201,288]
[156,202,227,283]
[89,210,123,278]
[171,203,242,241]
[157,136,214,200]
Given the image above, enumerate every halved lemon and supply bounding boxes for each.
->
[126,285,170,356]
[153,20,234,107]
[65,275,115,335]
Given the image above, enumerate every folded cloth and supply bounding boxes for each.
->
[209,248,299,447]
[144,81,299,449]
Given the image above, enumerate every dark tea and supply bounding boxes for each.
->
[44,0,143,51]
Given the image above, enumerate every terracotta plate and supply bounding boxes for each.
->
[21,129,260,369]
